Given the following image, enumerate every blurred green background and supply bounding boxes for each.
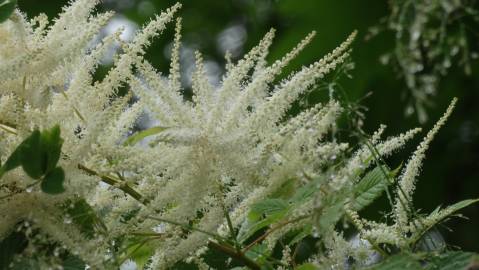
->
[18,0,479,251]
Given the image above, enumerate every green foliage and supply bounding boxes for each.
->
[0,0,16,23]
[317,193,347,233]
[426,251,479,270]
[41,167,65,194]
[62,255,86,270]
[121,237,155,269]
[410,198,479,246]
[0,231,28,270]
[238,179,319,244]
[368,253,422,270]
[0,125,65,194]
[123,126,168,146]
[368,251,479,270]
[238,199,289,243]
[62,198,107,239]
[351,165,397,211]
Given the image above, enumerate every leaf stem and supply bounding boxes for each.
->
[208,241,261,270]
[242,215,308,253]
[77,164,149,205]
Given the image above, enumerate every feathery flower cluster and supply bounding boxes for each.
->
[0,1,473,269]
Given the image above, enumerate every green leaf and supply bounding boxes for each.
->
[237,198,290,243]
[317,191,350,234]
[244,243,271,266]
[123,126,168,146]
[289,224,312,245]
[368,253,422,270]
[270,178,296,199]
[411,198,479,244]
[0,142,22,178]
[442,198,479,214]
[317,197,345,233]
[0,231,28,269]
[426,251,478,270]
[237,214,285,244]
[296,263,318,270]
[289,181,316,206]
[249,199,289,219]
[40,167,65,194]
[40,125,63,174]
[0,126,64,180]
[10,258,41,270]
[20,130,46,179]
[124,239,155,269]
[351,165,392,211]
[63,198,107,239]
[62,255,86,270]
[0,0,17,23]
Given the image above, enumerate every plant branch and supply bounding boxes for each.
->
[77,164,149,205]
[242,215,309,253]
[208,241,261,270]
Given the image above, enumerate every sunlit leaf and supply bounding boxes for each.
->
[123,126,169,146]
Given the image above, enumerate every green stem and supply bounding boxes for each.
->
[242,215,309,253]
[0,180,41,200]
[77,164,149,205]
[146,215,229,243]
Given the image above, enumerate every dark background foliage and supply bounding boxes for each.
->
[18,0,479,252]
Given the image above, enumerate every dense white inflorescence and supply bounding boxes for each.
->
[0,1,462,269]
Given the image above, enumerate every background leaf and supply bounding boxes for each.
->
[0,231,28,270]
[0,0,17,23]
[63,198,107,239]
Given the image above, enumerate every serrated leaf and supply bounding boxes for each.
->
[426,251,478,270]
[41,167,65,194]
[368,253,422,270]
[237,198,290,243]
[351,166,392,211]
[123,126,168,146]
[0,0,17,23]
[289,181,316,206]
[317,197,345,233]
[411,198,479,244]
[124,239,155,269]
[237,213,285,243]
[249,199,289,218]
[63,198,107,239]
[62,255,86,270]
